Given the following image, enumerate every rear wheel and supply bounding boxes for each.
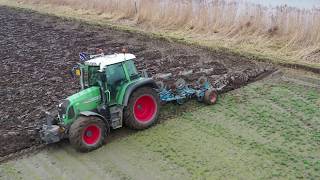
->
[124,87,160,130]
[69,116,107,152]
[203,89,218,105]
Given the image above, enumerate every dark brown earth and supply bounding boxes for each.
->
[0,6,274,157]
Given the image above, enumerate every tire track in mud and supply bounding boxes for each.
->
[0,6,274,157]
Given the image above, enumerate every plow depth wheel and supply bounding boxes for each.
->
[124,87,160,130]
[203,89,218,105]
[69,116,107,152]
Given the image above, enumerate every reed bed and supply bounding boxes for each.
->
[21,0,320,64]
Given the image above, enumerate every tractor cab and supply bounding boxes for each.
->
[79,53,140,105]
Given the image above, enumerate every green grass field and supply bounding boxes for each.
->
[1,71,319,180]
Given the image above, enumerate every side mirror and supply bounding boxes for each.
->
[69,69,74,78]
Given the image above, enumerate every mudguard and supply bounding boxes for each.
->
[123,78,158,106]
[80,111,108,124]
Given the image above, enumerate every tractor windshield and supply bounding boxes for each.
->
[81,66,100,88]
[88,66,100,86]
[80,59,139,89]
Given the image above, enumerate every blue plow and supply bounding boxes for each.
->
[157,78,218,105]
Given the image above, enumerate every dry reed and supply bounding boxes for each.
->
[21,0,320,64]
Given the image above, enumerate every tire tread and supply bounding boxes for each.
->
[124,87,160,130]
[69,116,107,152]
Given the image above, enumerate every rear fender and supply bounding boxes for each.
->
[123,78,158,106]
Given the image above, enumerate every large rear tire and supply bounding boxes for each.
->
[124,87,160,130]
[69,116,107,152]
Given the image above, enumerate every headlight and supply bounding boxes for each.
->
[58,100,70,119]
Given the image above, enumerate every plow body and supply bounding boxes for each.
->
[158,78,214,104]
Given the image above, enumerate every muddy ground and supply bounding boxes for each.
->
[0,6,273,157]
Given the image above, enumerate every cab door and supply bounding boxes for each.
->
[105,63,127,105]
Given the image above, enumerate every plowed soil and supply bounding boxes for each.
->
[0,6,273,157]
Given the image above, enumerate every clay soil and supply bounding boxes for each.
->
[0,6,273,157]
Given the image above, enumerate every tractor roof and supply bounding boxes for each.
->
[84,53,136,71]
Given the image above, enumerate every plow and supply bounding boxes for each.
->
[40,50,218,152]
[158,78,217,105]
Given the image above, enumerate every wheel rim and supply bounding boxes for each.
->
[134,95,157,123]
[210,92,217,103]
[82,124,101,145]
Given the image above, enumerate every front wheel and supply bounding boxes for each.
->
[124,87,160,130]
[203,89,218,105]
[69,116,107,152]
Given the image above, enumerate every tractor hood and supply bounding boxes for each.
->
[67,86,101,106]
[60,86,101,124]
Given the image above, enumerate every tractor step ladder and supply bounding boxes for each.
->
[110,106,123,129]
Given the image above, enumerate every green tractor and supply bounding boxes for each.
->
[40,50,218,152]
[40,52,160,152]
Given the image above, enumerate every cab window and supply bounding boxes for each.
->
[88,66,100,86]
[124,60,139,80]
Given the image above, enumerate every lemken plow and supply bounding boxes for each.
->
[157,77,217,105]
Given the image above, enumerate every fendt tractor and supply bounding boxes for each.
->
[40,50,218,152]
